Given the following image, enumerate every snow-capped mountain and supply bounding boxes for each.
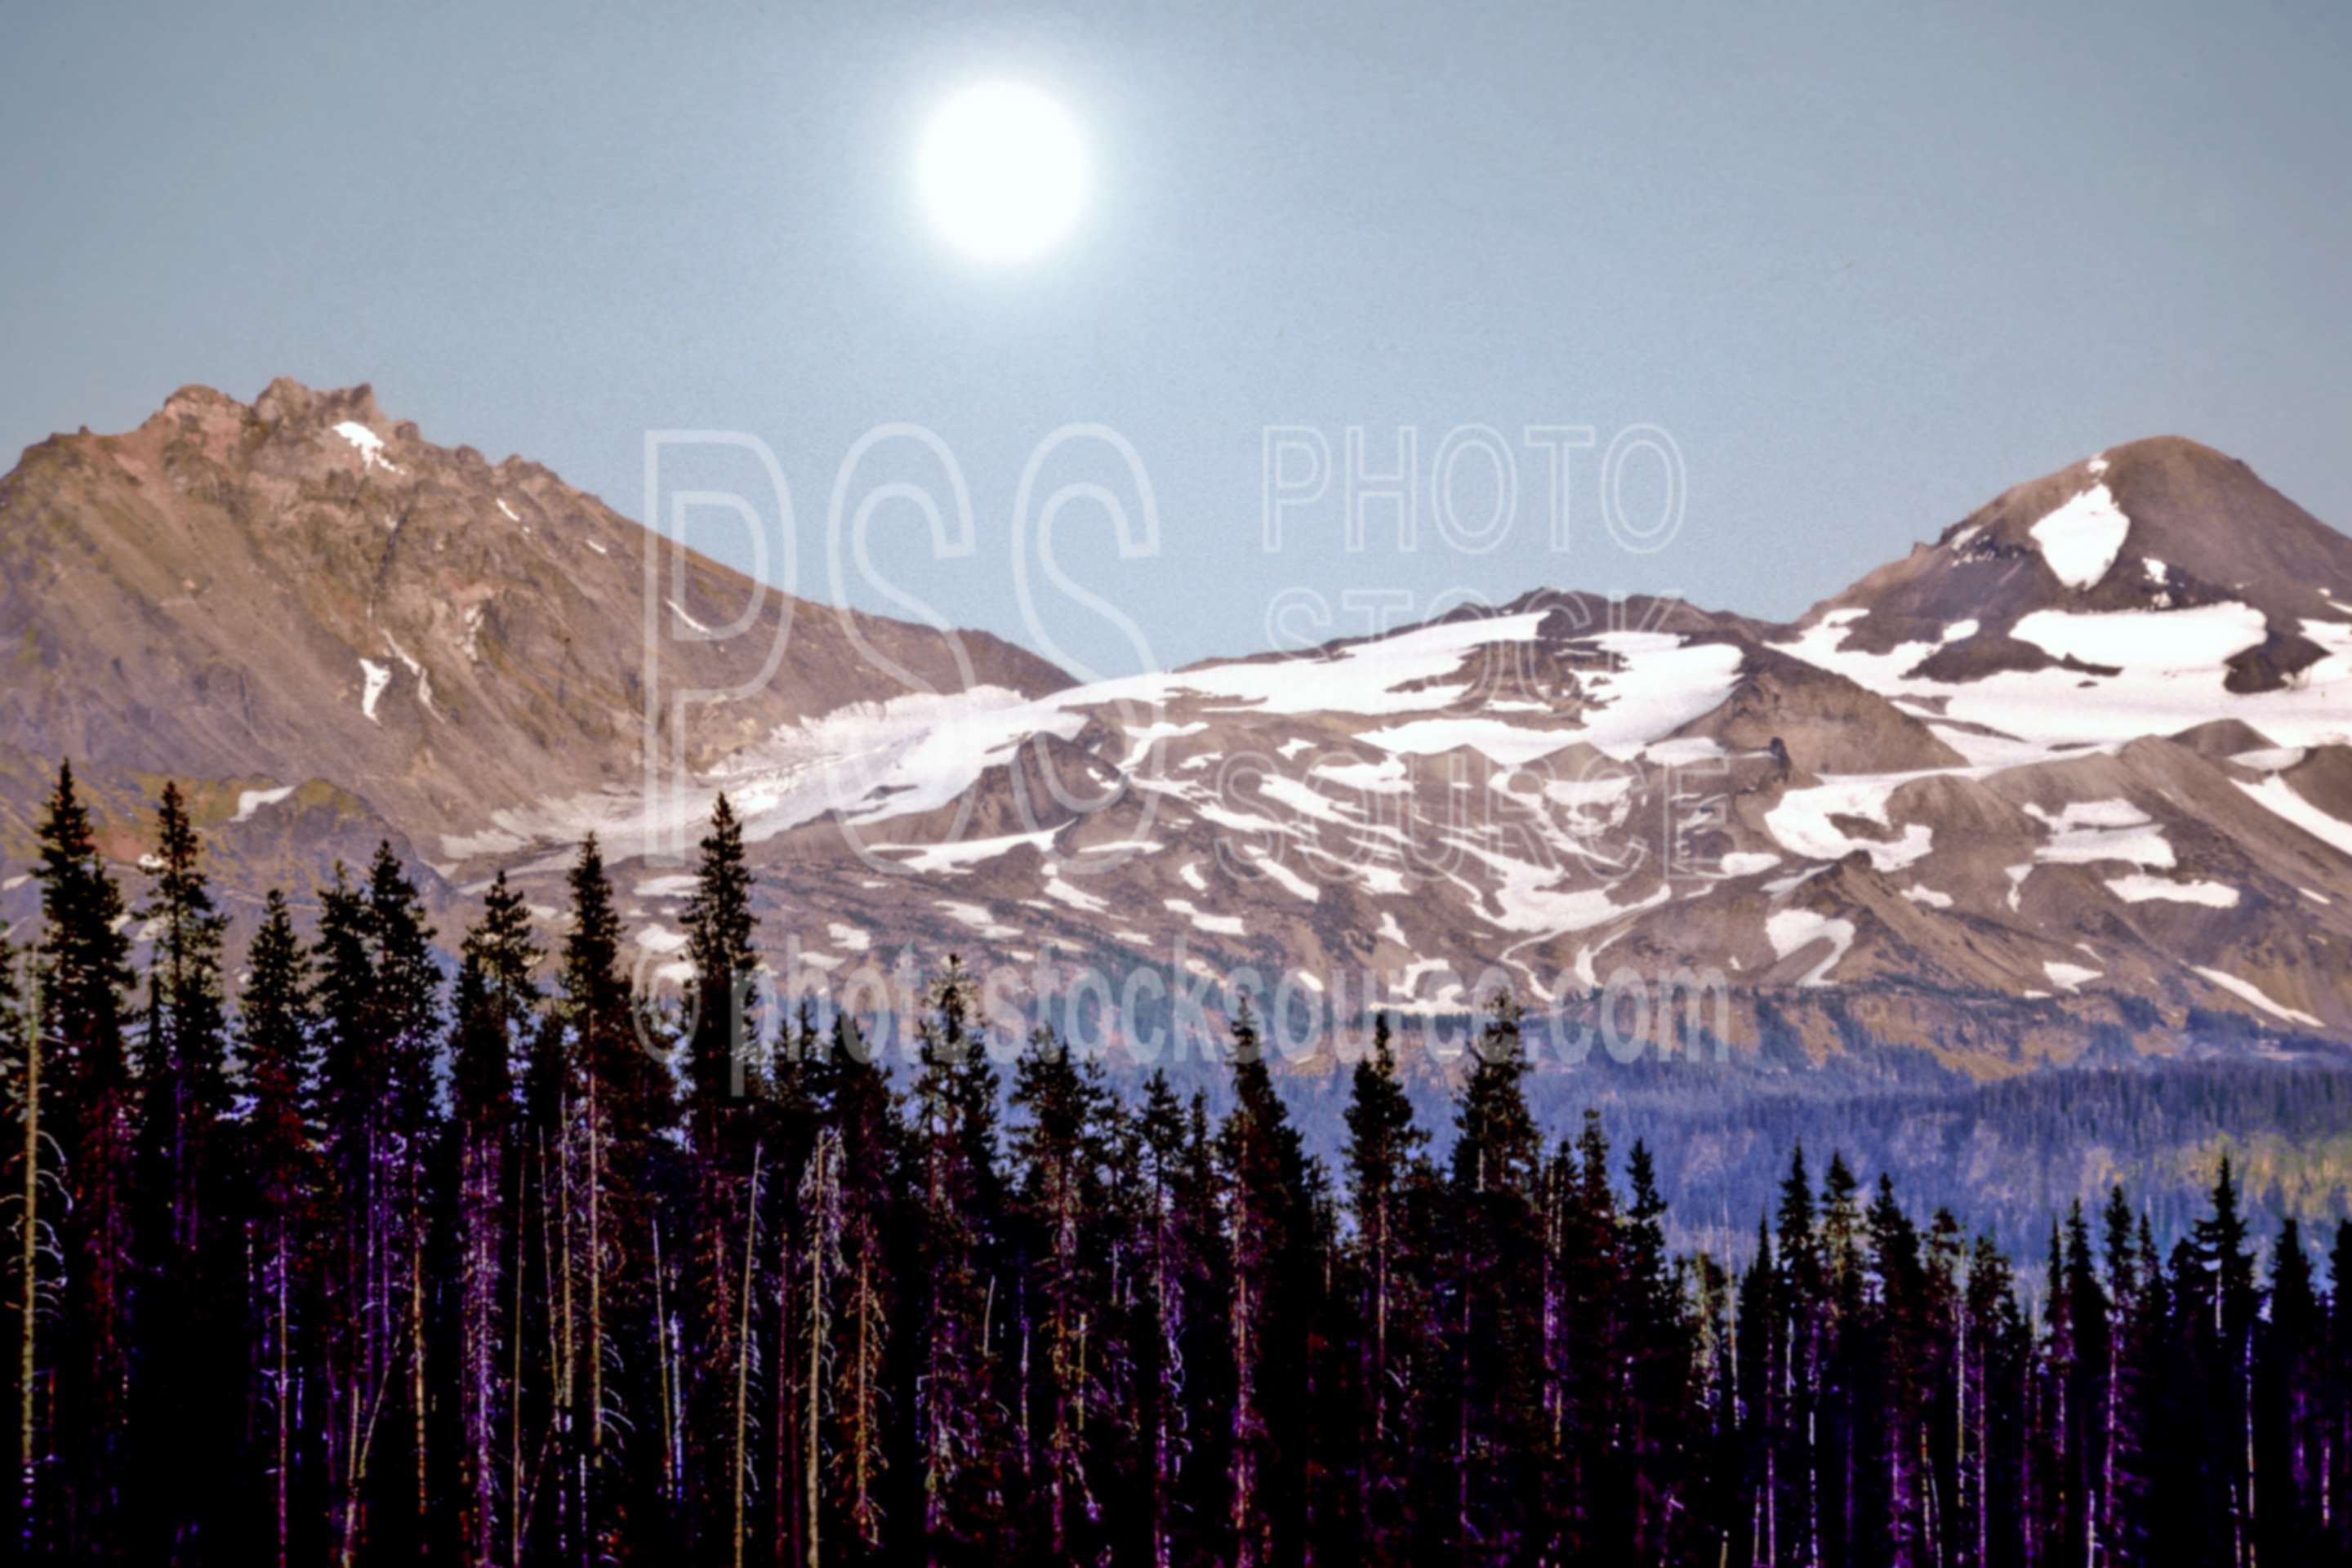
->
[6,390,2351,1074]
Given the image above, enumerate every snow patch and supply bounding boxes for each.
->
[358,657,391,722]
[2192,967,2322,1030]
[2234,777,2352,857]
[1766,909,1855,987]
[1163,898,1245,936]
[2043,960,2101,992]
[2012,602,2267,671]
[2026,800,2172,867]
[1765,775,1936,871]
[2105,875,2238,907]
[231,784,296,823]
[635,923,688,955]
[2029,483,2130,590]
[937,901,1020,940]
[877,828,1058,875]
[333,421,398,473]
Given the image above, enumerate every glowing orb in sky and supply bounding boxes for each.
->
[919,82,1086,263]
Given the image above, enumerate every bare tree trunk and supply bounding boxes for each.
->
[733,1145,764,1568]
[653,1216,675,1520]
[17,1022,38,1556]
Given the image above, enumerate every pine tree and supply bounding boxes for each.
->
[33,761,137,1557]
[905,957,1008,1561]
[1340,1013,1428,1561]
[239,889,322,1568]
[130,781,236,1560]
[679,800,764,1566]
[1217,1000,1313,1568]
[1444,992,1544,1565]
[312,844,444,1564]
[821,1013,895,1559]
[450,873,537,1567]
[1007,1028,1112,1560]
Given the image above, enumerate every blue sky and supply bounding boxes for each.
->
[4,0,2347,678]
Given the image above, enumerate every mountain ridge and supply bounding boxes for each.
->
[5,381,2351,1079]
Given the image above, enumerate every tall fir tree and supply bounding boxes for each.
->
[129,781,236,1561]
[32,762,137,1558]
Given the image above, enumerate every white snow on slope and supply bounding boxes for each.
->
[1163,898,1245,936]
[1361,632,1742,764]
[1041,867,1112,914]
[938,901,1020,940]
[2025,800,2173,866]
[2029,483,2130,589]
[2106,875,2238,907]
[2234,776,2352,857]
[334,421,398,473]
[879,828,1060,875]
[2193,967,2323,1030]
[1778,599,2352,760]
[232,785,296,823]
[1766,909,1854,987]
[358,658,391,722]
[2043,960,2101,991]
[635,923,688,954]
[2012,603,2267,670]
[1764,774,1936,871]
[497,498,520,521]
[1774,609,1939,691]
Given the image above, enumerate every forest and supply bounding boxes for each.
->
[7,757,2352,1567]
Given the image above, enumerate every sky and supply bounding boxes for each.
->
[3,0,2348,679]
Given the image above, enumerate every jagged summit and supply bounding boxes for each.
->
[0,377,1067,893]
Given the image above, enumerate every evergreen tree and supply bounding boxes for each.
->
[1340,1013,1428,1562]
[448,873,537,1567]
[32,761,137,1557]
[1443,991,1544,1564]
[238,889,322,1568]
[130,781,236,1561]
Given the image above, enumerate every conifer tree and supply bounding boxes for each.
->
[1444,992,1544,1564]
[449,872,537,1567]
[679,801,764,1565]
[1008,1028,1113,1560]
[130,781,235,1561]
[239,889,321,1568]
[1340,1013,1428,1561]
[1217,1000,1316,1568]
[33,761,137,1557]
[905,957,1008,1561]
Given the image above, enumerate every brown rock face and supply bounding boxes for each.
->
[0,377,1067,875]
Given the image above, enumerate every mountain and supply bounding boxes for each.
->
[0,378,1066,903]
[5,388,2351,1077]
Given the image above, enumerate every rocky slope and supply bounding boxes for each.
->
[5,391,2350,1076]
[0,378,1065,904]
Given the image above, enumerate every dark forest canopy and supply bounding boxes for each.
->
[4,763,2350,1566]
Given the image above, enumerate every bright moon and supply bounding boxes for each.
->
[919,83,1086,263]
